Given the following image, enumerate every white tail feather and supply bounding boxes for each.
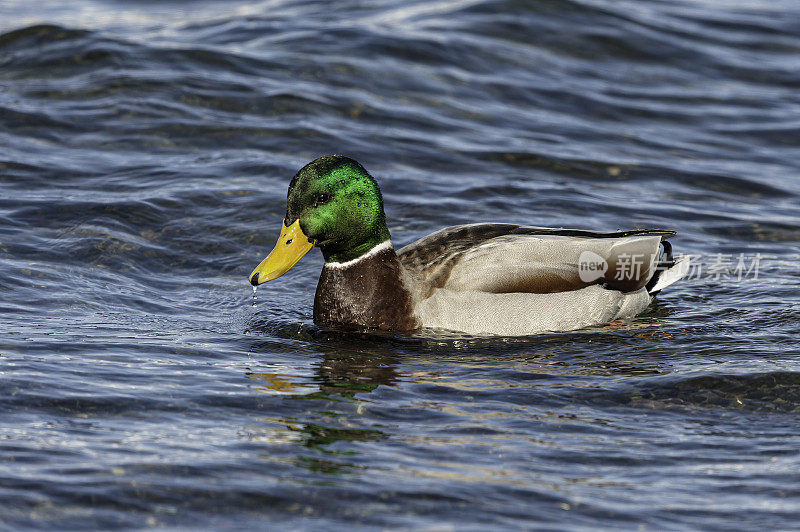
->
[649,256,690,294]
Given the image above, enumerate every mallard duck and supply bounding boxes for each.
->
[249,155,688,336]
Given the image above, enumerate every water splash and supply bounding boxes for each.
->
[252,285,257,307]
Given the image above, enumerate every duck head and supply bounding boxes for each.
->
[249,155,391,285]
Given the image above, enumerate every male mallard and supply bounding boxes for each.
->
[249,155,687,336]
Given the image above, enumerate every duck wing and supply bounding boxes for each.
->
[397,223,675,297]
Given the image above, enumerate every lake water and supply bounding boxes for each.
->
[2,0,800,529]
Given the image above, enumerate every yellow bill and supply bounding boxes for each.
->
[249,219,314,285]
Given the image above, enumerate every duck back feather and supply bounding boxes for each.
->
[398,223,675,297]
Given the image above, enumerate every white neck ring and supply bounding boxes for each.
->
[324,240,393,270]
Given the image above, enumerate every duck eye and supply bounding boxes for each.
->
[313,193,331,207]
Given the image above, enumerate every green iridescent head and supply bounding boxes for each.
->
[285,155,391,263]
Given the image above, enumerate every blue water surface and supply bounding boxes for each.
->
[1,0,800,529]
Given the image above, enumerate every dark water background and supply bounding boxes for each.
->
[2,0,800,529]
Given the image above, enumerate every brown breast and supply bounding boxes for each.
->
[313,247,418,331]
